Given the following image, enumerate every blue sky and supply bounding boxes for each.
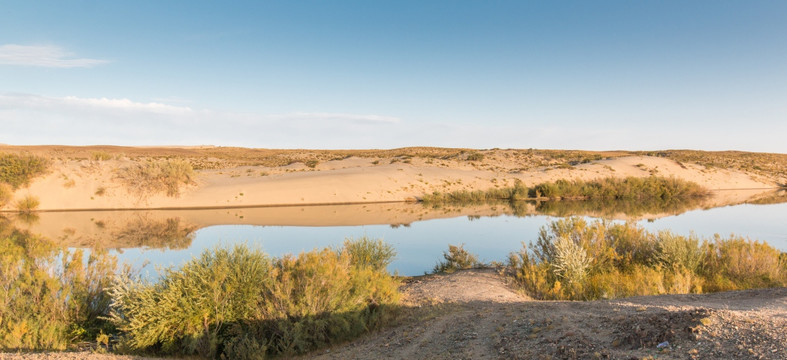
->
[1,1,785,152]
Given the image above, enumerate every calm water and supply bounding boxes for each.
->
[112,201,787,277]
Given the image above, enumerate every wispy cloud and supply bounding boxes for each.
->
[0,93,191,115]
[4,92,776,151]
[267,112,400,124]
[0,93,405,147]
[0,44,109,68]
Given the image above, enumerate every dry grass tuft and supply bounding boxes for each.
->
[115,159,194,197]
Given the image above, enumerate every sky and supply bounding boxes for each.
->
[1,1,785,152]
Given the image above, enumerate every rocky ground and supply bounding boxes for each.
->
[306,269,787,360]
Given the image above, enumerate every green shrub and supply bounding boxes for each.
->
[656,231,704,272]
[15,195,40,214]
[304,160,319,168]
[109,245,272,357]
[0,224,116,350]
[0,153,50,189]
[109,240,400,358]
[433,244,482,273]
[116,159,194,197]
[508,218,786,301]
[342,236,396,271]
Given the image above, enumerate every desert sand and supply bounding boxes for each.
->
[1,146,781,213]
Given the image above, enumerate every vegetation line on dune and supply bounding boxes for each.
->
[421,176,710,205]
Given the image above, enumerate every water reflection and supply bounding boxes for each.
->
[4,189,786,276]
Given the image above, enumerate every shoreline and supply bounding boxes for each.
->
[0,187,781,214]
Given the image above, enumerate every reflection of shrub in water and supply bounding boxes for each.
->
[115,217,196,249]
[532,196,706,218]
[745,189,787,205]
[0,222,117,350]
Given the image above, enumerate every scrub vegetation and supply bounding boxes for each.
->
[115,159,195,197]
[433,244,483,273]
[14,195,40,214]
[0,230,400,357]
[421,176,709,205]
[0,184,11,208]
[507,218,787,301]
[108,239,400,358]
[0,153,50,189]
[1,214,785,356]
[0,220,117,350]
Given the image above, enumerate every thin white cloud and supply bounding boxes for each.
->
[2,92,780,152]
[0,93,405,147]
[267,112,400,124]
[0,44,109,68]
[61,96,193,115]
[0,93,192,115]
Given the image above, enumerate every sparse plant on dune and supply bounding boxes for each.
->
[91,151,113,161]
[115,159,195,197]
[15,195,39,214]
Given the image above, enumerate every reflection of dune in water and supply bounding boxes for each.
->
[9,189,786,250]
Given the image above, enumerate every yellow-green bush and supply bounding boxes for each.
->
[433,244,482,273]
[0,184,11,208]
[109,239,400,358]
[0,153,50,189]
[341,236,396,271]
[15,195,39,214]
[508,218,786,301]
[0,223,116,350]
[422,176,708,206]
[702,236,786,292]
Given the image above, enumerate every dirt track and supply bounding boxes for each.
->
[306,269,787,360]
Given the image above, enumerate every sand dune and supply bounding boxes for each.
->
[1,147,780,213]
